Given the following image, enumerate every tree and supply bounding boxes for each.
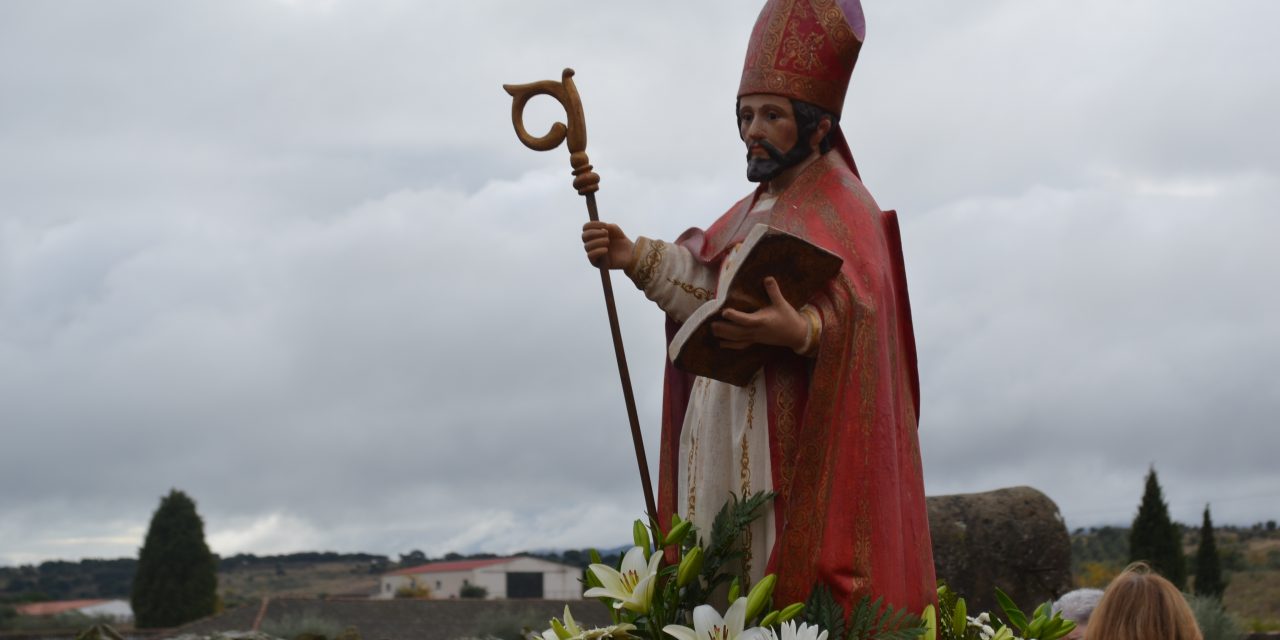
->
[1194,504,1226,599]
[1129,466,1187,589]
[131,490,218,628]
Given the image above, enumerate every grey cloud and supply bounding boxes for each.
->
[2,1,1277,565]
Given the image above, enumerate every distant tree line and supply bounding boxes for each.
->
[392,547,627,572]
[0,558,136,603]
[219,551,390,572]
[1070,467,1278,596]
[0,552,393,603]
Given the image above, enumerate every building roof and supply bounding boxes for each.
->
[385,556,519,576]
[15,599,111,616]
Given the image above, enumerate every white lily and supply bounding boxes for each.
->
[539,605,584,640]
[743,620,829,640]
[665,597,754,640]
[576,624,638,639]
[537,605,637,640]
[584,546,662,613]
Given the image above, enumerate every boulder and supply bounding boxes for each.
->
[928,486,1073,612]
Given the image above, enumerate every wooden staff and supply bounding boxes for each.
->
[503,68,657,522]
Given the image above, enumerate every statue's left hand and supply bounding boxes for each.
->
[712,277,808,351]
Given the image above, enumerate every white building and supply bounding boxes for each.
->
[15,599,133,622]
[376,556,582,600]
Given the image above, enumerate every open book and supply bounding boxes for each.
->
[668,223,843,386]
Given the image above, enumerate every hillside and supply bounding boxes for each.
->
[0,549,609,607]
[1071,523,1280,630]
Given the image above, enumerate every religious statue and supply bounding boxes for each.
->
[580,0,936,614]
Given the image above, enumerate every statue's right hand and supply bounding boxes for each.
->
[582,221,635,271]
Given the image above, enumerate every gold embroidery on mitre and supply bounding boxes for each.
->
[739,0,862,115]
[778,7,824,71]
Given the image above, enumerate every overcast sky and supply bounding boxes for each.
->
[2,1,1277,567]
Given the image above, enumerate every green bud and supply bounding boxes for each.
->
[778,603,805,622]
[676,547,703,587]
[759,611,780,628]
[633,520,652,558]
[744,574,777,622]
[550,618,571,640]
[588,548,602,565]
[953,598,967,636]
[1027,618,1046,639]
[727,577,741,603]
[922,604,937,640]
[663,520,693,547]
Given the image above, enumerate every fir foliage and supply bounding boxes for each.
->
[700,491,773,593]
[803,584,926,640]
[1193,504,1226,599]
[1128,467,1187,589]
[130,490,218,628]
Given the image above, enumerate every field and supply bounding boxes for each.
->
[218,560,382,608]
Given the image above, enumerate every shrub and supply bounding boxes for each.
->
[260,611,344,640]
[393,584,431,599]
[1186,594,1243,640]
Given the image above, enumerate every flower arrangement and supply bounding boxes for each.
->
[924,585,1076,640]
[532,492,1075,640]
[532,493,915,640]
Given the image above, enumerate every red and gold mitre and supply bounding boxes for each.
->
[738,0,866,116]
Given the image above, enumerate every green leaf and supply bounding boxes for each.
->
[840,593,926,640]
[803,584,846,640]
[993,588,1028,633]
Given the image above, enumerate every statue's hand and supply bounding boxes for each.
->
[712,277,808,351]
[582,221,635,271]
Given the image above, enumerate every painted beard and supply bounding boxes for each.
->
[745,138,813,183]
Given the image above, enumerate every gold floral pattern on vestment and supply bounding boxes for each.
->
[667,278,712,302]
[740,375,758,576]
[632,239,666,290]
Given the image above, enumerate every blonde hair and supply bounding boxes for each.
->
[1086,563,1202,640]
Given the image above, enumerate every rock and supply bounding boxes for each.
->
[928,486,1074,612]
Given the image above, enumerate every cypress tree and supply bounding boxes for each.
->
[1194,504,1226,599]
[131,489,218,628]
[1129,467,1187,589]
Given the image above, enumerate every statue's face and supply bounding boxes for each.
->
[738,94,813,183]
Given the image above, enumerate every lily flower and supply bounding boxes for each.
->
[576,624,638,639]
[664,597,754,640]
[743,620,829,640]
[538,606,637,640]
[584,546,662,614]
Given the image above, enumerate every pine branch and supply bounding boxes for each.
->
[700,491,774,590]
[843,594,926,640]
[803,584,846,640]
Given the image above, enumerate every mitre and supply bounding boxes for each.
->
[738,0,866,118]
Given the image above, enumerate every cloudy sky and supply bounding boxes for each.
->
[2,1,1277,567]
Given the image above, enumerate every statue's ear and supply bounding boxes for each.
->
[811,116,833,148]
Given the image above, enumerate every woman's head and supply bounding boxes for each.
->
[1087,563,1201,640]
